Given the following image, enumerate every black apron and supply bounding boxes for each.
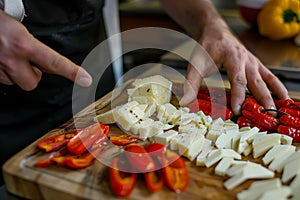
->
[0,0,116,180]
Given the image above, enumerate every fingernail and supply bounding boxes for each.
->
[77,69,92,87]
[78,76,92,87]
[234,104,241,115]
[179,94,194,106]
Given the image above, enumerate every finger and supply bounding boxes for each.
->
[179,63,203,106]
[28,38,92,87]
[0,68,14,85]
[224,55,247,115]
[7,61,42,91]
[259,65,289,100]
[245,61,275,110]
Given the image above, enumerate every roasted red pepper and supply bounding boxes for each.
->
[188,99,232,120]
[124,143,155,173]
[109,157,137,198]
[144,143,166,192]
[279,114,300,129]
[67,122,109,155]
[279,107,300,118]
[236,116,266,131]
[274,99,295,109]
[242,97,264,113]
[162,149,189,193]
[34,147,70,167]
[110,134,138,146]
[277,125,300,142]
[242,110,278,131]
[37,130,77,152]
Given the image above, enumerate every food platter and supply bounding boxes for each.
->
[3,76,300,200]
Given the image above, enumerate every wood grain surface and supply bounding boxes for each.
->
[3,81,300,200]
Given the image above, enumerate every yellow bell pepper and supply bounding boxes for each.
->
[257,0,300,40]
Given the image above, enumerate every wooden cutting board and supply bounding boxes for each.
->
[3,81,300,200]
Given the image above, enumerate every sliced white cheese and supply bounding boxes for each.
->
[186,134,205,161]
[177,132,199,156]
[269,147,297,173]
[258,186,291,200]
[206,129,222,142]
[224,163,275,190]
[242,144,253,157]
[196,139,213,166]
[226,161,255,177]
[262,144,295,166]
[252,133,281,159]
[215,129,240,149]
[204,149,241,168]
[237,178,282,200]
[197,110,213,126]
[274,150,300,173]
[178,123,207,136]
[237,127,260,154]
[282,158,300,183]
[154,129,178,146]
[280,134,293,145]
[169,133,186,150]
[290,174,300,197]
[215,157,234,176]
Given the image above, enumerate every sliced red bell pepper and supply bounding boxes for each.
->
[37,130,78,153]
[188,99,232,120]
[242,110,278,131]
[64,144,109,169]
[124,143,155,173]
[67,122,109,155]
[144,143,166,192]
[242,97,264,113]
[162,149,189,193]
[144,170,164,192]
[277,125,300,142]
[109,157,137,198]
[34,147,70,168]
[110,134,138,146]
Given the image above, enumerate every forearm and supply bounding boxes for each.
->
[160,0,229,39]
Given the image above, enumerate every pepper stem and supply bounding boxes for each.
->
[283,9,300,23]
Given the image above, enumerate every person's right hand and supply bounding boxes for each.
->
[0,10,92,91]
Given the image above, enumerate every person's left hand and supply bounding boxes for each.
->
[179,23,289,114]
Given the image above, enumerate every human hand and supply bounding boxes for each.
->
[0,10,92,91]
[179,23,289,114]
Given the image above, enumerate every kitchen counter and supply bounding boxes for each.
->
[120,0,300,92]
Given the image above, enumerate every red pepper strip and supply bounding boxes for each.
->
[274,99,294,109]
[242,110,278,131]
[124,143,155,173]
[67,122,108,155]
[242,97,264,113]
[279,107,300,118]
[110,134,139,146]
[279,115,300,129]
[36,130,78,153]
[277,125,300,142]
[188,99,232,120]
[34,147,70,168]
[143,143,166,192]
[144,170,164,192]
[236,116,266,131]
[198,88,231,106]
[162,149,189,193]
[109,157,137,198]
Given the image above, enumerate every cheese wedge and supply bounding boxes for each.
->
[196,139,213,166]
[204,149,241,168]
[258,186,291,200]
[262,144,295,166]
[237,178,282,200]
[269,148,298,173]
[252,134,281,159]
[215,157,234,176]
[282,158,300,183]
[215,129,240,149]
[177,132,199,156]
[237,127,260,154]
[224,163,274,190]
[169,133,187,150]
[154,130,178,146]
[186,134,205,161]
[290,174,300,197]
